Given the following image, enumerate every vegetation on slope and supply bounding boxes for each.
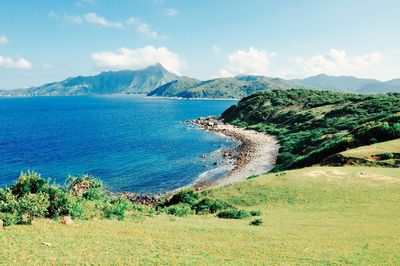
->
[322,139,400,167]
[222,89,400,171]
[148,75,303,99]
[1,166,399,264]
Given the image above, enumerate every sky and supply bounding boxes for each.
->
[0,0,400,89]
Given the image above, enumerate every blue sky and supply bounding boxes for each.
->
[1,0,399,89]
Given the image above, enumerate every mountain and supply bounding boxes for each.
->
[148,75,302,99]
[292,74,400,93]
[2,64,178,96]
[147,77,201,97]
[292,74,380,92]
[357,78,400,94]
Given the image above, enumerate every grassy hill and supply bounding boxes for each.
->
[1,165,399,264]
[321,139,400,168]
[147,75,302,99]
[222,89,400,171]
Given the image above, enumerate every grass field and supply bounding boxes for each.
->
[340,139,400,159]
[1,165,399,265]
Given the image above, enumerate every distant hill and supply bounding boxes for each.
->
[292,74,400,93]
[148,75,302,99]
[357,78,400,94]
[2,67,399,97]
[292,74,379,92]
[1,64,178,96]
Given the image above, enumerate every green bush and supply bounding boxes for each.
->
[68,197,86,220]
[381,152,394,160]
[250,210,262,216]
[164,203,193,217]
[66,174,105,200]
[46,185,70,218]
[0,188,17,213]
[165,189,200,207]
[11,171,49,198]
[103,196,130,221]
[0,212,17,226]
[15,193,49,224]
[249,218,263,226]
[193,198,230,214]
[217,209,251,219]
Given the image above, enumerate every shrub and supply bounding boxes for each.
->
[11,171,49,198]
[381,152,394,160]
[165,189,200,207]
[250,210,262,216]
[0,188,17,213]
[164,203,192,217]
[66,174,104,200]
[103,196,130,221]
[46,185,70,218]
[0,212,17,226]
[68,197,86,220]
[217,209,251,219]
[193,198,230,214]
[15,193,49,224]
[249,218,263,226]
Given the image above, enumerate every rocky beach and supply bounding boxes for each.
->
[191,116,280,186]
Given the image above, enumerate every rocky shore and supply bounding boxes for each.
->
[190,116,280,186]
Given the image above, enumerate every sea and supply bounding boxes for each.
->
[0,95,237,194]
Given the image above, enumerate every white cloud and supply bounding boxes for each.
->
[295,49,383,76]
[0,55,32,69]
[164,8,179,16]
[126,17,159,38]
[212,45,221,54]
[75,0,95,8]
[64,14,84,24]
[61,13,161,38]
[84,13,124,29]
[219,47,274,77]
[0,35,8,45]
[91,46,185,74]
[63,12,124,28]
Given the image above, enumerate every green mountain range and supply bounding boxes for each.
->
[1,64,178,96]
[1,64,400,97]
[292,74,400,93]
[148,75,302,99]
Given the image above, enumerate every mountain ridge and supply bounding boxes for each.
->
[1,64,399,97]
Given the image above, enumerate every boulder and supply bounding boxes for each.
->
[61,216,74,226]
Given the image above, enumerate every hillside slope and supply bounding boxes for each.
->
[148,75,302,99]
[2,64,178,96]
[2,165,399,264]
[222,89,400,171]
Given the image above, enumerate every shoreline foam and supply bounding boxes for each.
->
[190,116,280,188]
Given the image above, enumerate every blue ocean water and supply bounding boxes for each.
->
[0,96,237,194]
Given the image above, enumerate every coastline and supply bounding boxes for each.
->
[190,116,280,188]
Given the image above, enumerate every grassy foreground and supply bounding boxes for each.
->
[1,166,399,265]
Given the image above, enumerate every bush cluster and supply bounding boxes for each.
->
[217,209,251,219]
[158,189,230,216]
[0,171,141,226]
[222,89,400,171]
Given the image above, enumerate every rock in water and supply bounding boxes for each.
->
[61,216,74,226]
[0,219,3,230]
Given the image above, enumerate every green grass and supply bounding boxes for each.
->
[340,138,400,159]
[1,166,399,265]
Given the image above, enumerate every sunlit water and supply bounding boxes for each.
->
[0,95,237,194]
